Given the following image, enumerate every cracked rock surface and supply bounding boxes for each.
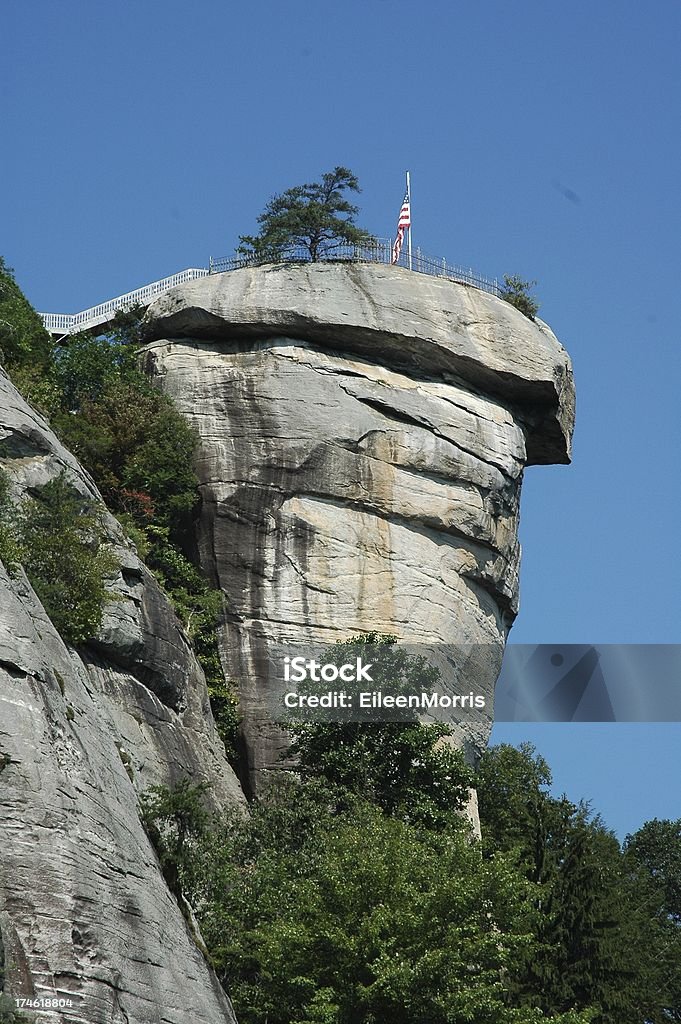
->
[144,263,575,796]
[0,369,242,1023]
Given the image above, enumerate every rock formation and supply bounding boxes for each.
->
[144,262,575,796]
[0,369,243,1023]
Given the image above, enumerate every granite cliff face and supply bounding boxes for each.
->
[0,370,243,1023]
[144,263,575,796]
[0,262,575,1019]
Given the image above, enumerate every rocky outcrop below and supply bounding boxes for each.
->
[0,370,243,1023]
[144,263,575,795]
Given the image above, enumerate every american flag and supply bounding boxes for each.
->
[391,192,411,264]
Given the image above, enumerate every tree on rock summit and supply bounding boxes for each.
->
[238,166,374,262]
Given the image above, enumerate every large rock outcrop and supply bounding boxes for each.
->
[0,369,243,1023]
[144,262,575,796]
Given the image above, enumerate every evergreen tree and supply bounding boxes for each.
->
[499,275,540,320]
[238,167,374,261]
[623,819,681,1020]
[477,743,678,1023]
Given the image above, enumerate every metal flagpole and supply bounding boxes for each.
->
[406,170,412,270]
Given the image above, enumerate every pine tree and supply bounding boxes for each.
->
[238,167,374,261]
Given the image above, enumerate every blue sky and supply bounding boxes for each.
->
[4,0,680,838]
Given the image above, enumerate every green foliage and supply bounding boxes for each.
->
[238,166,374,262]
[475,741,553,863]
[15,473,117,645]
[143,777,593,1024]
[624,817,681,922]
[49,318,198,540]
[1,464,117,647]
[140,778,211,898]
[0,470,20,568]
[499,275,540,320]
[622,819,681,1018]
[50,325,138,410]
[138,707,601,1024]
[289,635,473,830]
[0,271,238,753]
[105,302,149,348]
[0,256,56,410]
[48,314,238,751]
[477,744,681,1022]
[0,257,52,375]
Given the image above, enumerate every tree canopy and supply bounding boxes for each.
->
[238,166,374,262]
[288,634,473,830]
[476,743,681,1022]
[0,257,51,368]
[142,775,593,1024]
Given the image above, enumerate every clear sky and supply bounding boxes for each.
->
[3,1,680,839]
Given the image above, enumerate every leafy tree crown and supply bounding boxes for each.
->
[238,166,374,261]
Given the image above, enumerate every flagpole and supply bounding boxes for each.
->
[406,170,412,270]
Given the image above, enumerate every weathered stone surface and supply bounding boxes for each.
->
[144,263,575,796]
[0,369,242,1023]
[145,262,574,465]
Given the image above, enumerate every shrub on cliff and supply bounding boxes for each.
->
[0,257,55,411]
[499,274,540,319]
[51,332,239,751]
[238,166,374,262]
[54,378,199,536]
[50,313,238,752]
[0,257,52,374]
[0,469,116,645]
[0,469,20,569]
[15,473,117,646]
[0,276,239,753]
[139,778,211,899]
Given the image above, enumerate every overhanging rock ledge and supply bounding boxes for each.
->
[145,262,574,465]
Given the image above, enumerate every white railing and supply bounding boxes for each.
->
[40,246,500,336]
[40,268,209,335]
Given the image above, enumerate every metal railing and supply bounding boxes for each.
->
[40,267,210,335]
[40,244,499,336]
[209,238,500,296]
